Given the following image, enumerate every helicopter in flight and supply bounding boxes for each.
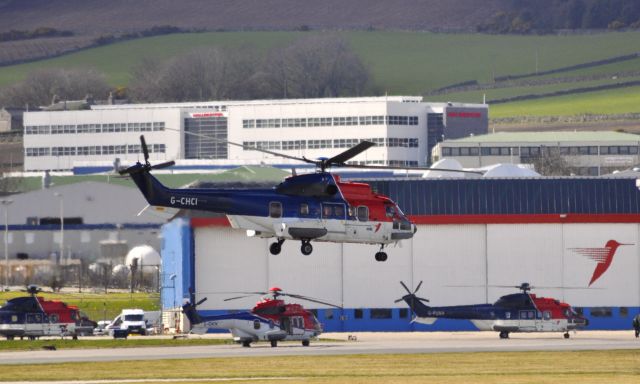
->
[182,287,340,347]
[120,135,476,261]
[397,281,589,339]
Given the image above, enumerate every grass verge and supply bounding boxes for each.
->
[0,338,232,351]
[0,350,638,383]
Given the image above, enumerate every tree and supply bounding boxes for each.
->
[129,47,264,102]
[530,147,572,176]
[0,68,110,108]
[262,35,371,99]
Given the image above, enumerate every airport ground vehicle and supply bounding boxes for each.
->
[107,309,147,337]
[121,135,473,261]
[183,287,340,347]
[398,282,589,338]
[0,286,92,340]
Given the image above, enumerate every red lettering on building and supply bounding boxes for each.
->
[447,111,482,118]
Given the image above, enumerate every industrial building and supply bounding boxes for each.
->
[160,175,640,332]
[432,131,640,176]
[0,181,163,287]
[22,96,488,172]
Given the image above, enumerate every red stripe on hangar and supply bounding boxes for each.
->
[409,213,640,224]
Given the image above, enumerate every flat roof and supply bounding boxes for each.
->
[448,131,640,144]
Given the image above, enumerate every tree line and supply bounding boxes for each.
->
[0,34,373,108]
[478,0,640,34]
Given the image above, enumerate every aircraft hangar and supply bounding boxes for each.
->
[160,175,640,332]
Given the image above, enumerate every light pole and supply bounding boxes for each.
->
[1,199,13,291]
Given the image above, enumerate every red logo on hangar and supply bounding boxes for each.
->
[569,240,632,286]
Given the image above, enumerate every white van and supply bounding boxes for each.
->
[108,309,147,336]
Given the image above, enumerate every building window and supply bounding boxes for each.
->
[620,307,628,317]
[325,309,334,320]
[590,307,613,317]
[399,308,409,319]
[354,309,363,319]
[370,309,392,319]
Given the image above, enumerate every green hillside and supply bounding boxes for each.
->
[2,31,640,95]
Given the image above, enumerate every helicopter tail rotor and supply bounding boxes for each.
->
[396,281,430,317]
[118,135,175,175]
[182,287,207,324]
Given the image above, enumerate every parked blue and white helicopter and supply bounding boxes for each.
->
[182,287,340,347]
[397,281,589,339]
[120,135,475,261]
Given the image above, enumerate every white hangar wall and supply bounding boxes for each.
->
[192,223,640,311]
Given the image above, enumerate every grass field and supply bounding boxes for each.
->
[490,85,640,118]
[0,350,638,383]
[2,31,640,95]
[0,291,159,321]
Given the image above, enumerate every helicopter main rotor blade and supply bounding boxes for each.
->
[149,160,176,171]
[223,294,258,301]
[285,293,342,309]
[166,127,309,163]
[334,162,484,174]
[414,281,423,293]
[325,141,375,166]
[140,135,150,164]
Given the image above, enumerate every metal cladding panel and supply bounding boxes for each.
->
[411,225,487,305]
[342,242,412,308]
[562,224,639,306]
[487,224,564,294]
[267,241,343,309]
[367,178,640,215]
[194,227,269,310]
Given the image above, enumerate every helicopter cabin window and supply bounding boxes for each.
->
[253,320,261,330]
[11,315,18,323]
[269,202,282,218]
[27,313,42,323]
[322,203,346,219]
[49,314,59,323]
[299,203,309,216]
[357,206,369,221]
[505,312,511,319]
[543,311,551,320]
[292,316,304,329]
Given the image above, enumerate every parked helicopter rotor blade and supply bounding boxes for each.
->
[414,296,430,303]
[149,160,176,171]
[414,280,423,293]
[284,293,343,309]
[333,162,484,174]
[223,294,260,301]
[140,135,150,164]
[195,297,208,306]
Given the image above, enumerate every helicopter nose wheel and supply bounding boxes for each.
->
[301,240,313,256]
[269,239,285,255]
[564,332,570,339]
[375,252,388,262]
[270,340,278,347]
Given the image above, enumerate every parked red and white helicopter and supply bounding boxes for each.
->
[0,285,93,340]
[397,282,589,339]
[182,287,340,347]
[122,135,477,261]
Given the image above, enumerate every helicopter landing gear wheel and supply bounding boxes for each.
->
[270,340,278,347]
[375,252,388,262]
[269,239,284,255]
[564,332,570,339]
[301,240,313,256]
[302,339,310,347]
[499,331,509,339]
[242,340,251,347]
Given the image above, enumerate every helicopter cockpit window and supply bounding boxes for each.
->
[269,202,282,218]
[385,204,395,218]
[253,320,261,330]
[334,205,344,217]
[299,203,309,216]
[357,206,369,221]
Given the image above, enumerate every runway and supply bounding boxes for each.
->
[1,331,638,365]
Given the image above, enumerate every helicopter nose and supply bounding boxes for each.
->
[413,224,418,234]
